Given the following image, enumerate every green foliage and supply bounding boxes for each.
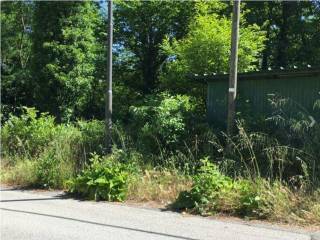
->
[1,1,320,225]
[129,93,197,151]
[1,107,105,188]
[33,124,83,188]
[66,154,136,201]
[173,158,297,219]
[77,120,105,156]
[31,1,103,120]
[114,0,196,92]
[1,1,33,109]
[173,158,235,214]
[244,1,320,68]
[265,96,320,185]
[160,8,266,93]
[35,149,74,189]
[1,107,56,158]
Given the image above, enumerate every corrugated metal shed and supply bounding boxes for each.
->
[202,67,320,127]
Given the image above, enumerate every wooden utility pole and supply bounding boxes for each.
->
[105,0,113,152]
[227,0,241,135]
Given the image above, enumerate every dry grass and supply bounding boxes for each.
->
[251,182,320,226]
[0,160,37,186]
[287,191,320,225]
[127,170,192,204]
[239,183,320,226]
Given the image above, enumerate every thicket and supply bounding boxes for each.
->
[1,107,104,188]
[1,0,320,226]
[1,94,320,225]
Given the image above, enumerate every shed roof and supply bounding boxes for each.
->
[190,67,320,82]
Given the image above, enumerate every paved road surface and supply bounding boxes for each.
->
[0,187,315,240]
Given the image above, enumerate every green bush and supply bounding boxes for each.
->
[0,159,37,186]
[172,158,309,220]
[35,150,60,188]
[173,158,271,218]
[77,120,104,157]
[173,158,235,214]
[129,92,196,152]
[34,146,76,189]
[66,154,136,201]
[1,107,105,188]
[1,107,56,159]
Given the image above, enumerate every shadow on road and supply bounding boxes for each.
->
[0,207,200,240]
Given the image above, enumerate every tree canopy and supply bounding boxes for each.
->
[1,0,319,121]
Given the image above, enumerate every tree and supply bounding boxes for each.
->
[1,1,33,112]
[114,0,196,93]
[160,5,266,94]
[31,1,103,121]
[244,1,320,69]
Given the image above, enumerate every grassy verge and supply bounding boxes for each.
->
[1,156,319,226]
[171,159,320,226]
[1,107,319,226]
[127,170,192,204]
[1,159,37,187]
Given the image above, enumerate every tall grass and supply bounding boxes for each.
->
[1,107,104,188]
[1,96,319,225]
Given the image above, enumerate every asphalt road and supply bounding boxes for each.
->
[0,188,316,240]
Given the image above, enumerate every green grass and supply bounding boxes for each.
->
[1,106,319,226]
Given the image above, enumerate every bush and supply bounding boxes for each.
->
[35,147,75,189]
[129,92,197,152]
[66,154,136,201]
[77,120,104,157]
[173,158,236,214]
[172,158,320,224]
[127,169,192,203]
[1,108,105,188]
[173,158,292,219]
[1,107,56,159]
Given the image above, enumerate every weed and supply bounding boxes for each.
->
[66,154,136,201]
[1,159,37,186]
[127,169,192,203]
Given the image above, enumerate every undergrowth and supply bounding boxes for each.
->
[66,154,137,201]
[1,96,320,225]
[173,158,320,225]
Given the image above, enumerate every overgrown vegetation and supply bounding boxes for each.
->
[66,154,136,201]
[1,98,320,225]
[1,107,103,188]
[174,159,320,225]
[1,0,320,227]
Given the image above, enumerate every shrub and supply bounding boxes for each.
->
[77,120,104,157]
[34,146,75,189]
[173,158,292,219]
[66,154,136,201]
[129,92,197,152]
[173,158,236,214]
[1,107,56,159]
[1,108,106,189]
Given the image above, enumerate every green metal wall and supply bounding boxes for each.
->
[207,76,320,127]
